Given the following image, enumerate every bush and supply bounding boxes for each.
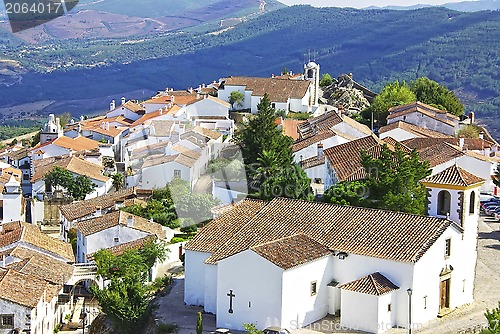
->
[170,237,186,244]
[157,323,178,334]
[286,111,310,120]
[180,224,197,234]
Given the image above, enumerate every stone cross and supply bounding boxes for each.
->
[227,289,235,313]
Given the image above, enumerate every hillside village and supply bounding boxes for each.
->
[0,62,499,334]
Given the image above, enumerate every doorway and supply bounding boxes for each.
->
[440,278,450,310]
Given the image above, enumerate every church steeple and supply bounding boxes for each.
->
[304,61,320,109]
[40,114,63,144]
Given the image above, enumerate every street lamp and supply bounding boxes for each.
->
[407,288,413,334]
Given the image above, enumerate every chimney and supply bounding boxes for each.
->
[127,215,134,227]
[469,112,475,124]
[101,122,106,129]
[110,100,116,111]
[459,137,465,150]
[95,206,102,217]
[479,132,484,140]
[106,122,110,131]
[121,97,126,105]
[317,143,324,159]
[80,115,85,122]
[56,118,61,128]
[171,95,175,103]
[1,254,5,267]
[188,87,193,93]
[485,147,491,157]
[77,124,82,133]
[196,93,200,99]
[271,73,275,78]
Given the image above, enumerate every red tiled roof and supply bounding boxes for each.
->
[421,164,485,187]
[339,272,399,296]
[251,234,331,270]
[379,121,454,138]
[187,197,456,264]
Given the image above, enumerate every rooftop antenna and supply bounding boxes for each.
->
[308,49,311,63]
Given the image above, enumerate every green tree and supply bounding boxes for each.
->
[196,312,203,334]
[410,77,464,116]
[258,163,312,200]
[90,239,168,334]
[319,73,333,87]
[243,323,263,334]
[112,173,124,191]
[485,301,500,334]
[233,93,294,176]
[44,166,97,200]
[229,91,244,110]
[323,144,431,214]
[281,66,288,75]
[56,112,72,128]
[367,81,416,126]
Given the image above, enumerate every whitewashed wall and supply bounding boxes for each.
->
[281,256,333,330]
[379,128,417,142]
[216,250,283,330]
[184,250,212,306]
[388,112,456,135]
[341,290,379,333]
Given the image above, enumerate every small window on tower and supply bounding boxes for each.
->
[114,237,119,243]
[445,238,451,257]
[310,281,317,296]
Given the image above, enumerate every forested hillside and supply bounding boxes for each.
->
[0,5,498,130]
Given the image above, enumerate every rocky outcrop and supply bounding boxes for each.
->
[320,74,376,116]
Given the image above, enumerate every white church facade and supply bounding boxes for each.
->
[184,165,483,333]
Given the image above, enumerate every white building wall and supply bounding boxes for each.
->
[388,112,455,136]
[186,99,229,119]
[332,254,414,329]
[218,85,249,110]
[411,227,465,326]
[281,256,333,330]
[379,129,417,142]
[304,164,325,184]
[204,264,218,314]
[184,250,212,307]
[140,162,192,189]
[331,122,370,139]
[0,298,30,334]
[341,290,379,333]
[2,193,22,223]
[377,292,396,334]
[293,136,341,163]
[216,250,283,331]
[77,225,150,263]
[106,107,141,121]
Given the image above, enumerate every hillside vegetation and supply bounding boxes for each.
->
[0,5,498,128]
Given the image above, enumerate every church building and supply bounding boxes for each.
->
[184,164,483,333]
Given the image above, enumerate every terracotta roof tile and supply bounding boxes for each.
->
[188,197,454,264]
[223,76,310,103]
[192,126,222,140]
[4,246,74,284]
[76,211,165,239]
[0,222,74,262]
[421,164,485,187]
[0,268,61,308]
[32,136,100,152]
[386,102,458,126]
[416,142,464,167]
[323,135,385,181]
[87,235,155,261]
[59,187,140,222]
[339,272,399,295]
[32,155,110,183]
[297,111,344,139]
[251,234,331,270]
[379,121,455,138]
[301,155,325,170]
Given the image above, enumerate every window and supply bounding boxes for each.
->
[1,314,14,329]
[114,237,119,243]
[272,103,276,109]
[424,296,427,309]
[23,173,29,180]
[469,191,476,215]
[445,238,451,257]
[174,169,182,178]
[387,304,392,312]
[310,281,317,296]
[437,190,451,216]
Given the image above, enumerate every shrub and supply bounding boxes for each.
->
[156,323,178,334]
[170,237,186,244]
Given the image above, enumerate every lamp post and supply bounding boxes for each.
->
[407,288,413,334]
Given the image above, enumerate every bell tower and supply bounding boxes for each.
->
[420,164,484,307]
[40,114,63,144]
[304,61,320,109]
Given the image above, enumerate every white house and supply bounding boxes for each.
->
[1,175,24,224]
[31,155,112,200]
[75,211,165,263]
[184,176,482,333]
[218,63,318,114]
[30,136,101,161]
[385,102,459,136]
[106,98,145,121]
[379,121,455,142]
[58,187,150,241]
[3,147,31,194]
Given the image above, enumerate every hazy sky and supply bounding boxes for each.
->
[278,0,473,8]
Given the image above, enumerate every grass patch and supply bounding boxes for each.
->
[156,323,179,334]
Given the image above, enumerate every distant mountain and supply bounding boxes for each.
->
[0,5,498,134]
[364,0,500,11]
